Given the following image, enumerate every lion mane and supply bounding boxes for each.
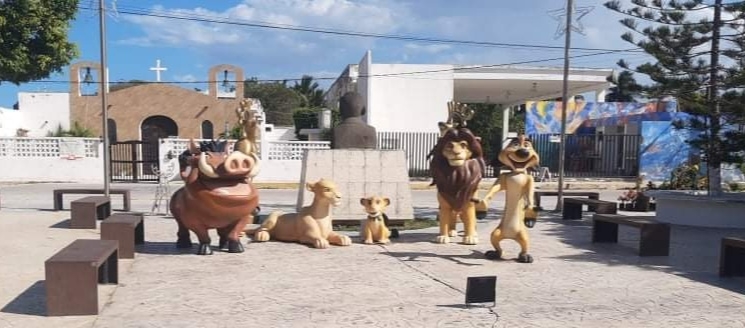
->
[429,128,486,210]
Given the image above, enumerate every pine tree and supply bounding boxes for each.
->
[605,71,644,102]
[604,0,745,194]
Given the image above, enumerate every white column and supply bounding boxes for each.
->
[596,88,607,102]
[259,112,269,161]
[502,105,510,144]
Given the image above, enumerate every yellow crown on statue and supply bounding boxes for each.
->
[438,101,475,136]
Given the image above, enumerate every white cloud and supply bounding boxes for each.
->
[118,0,413,52]
[173,74,197,82]
[403,43,452,54]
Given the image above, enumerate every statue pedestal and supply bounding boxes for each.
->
[296,149,414,222]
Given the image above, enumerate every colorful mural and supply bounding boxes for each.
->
[525,101,677,134]
[639,119,694,182]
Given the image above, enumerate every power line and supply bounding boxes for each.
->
[4,47,633,85]
[76,4,643,54]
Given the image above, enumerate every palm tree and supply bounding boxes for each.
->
[292,75,325,108]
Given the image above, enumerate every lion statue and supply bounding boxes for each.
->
[359,196,398,244]
[481,134,540,263]
[245,179,352,249]
[429,125,485,245]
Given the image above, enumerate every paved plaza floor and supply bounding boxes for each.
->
[0,182,744,328]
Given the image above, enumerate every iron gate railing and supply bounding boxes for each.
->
[529,134,641,178]
[110,140,160,182]
[375,132,641,179]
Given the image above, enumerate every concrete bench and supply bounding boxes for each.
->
[535,191,600,210]
[70,196,111,229]
[54,189,131,211]
[101,213,145,259]
[563,198,617,220]
[720,237,745,277]
[592,214,670,256]
[45,239,119,316]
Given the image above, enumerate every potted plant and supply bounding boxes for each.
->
[617,188,637,210]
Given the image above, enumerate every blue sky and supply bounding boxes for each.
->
[0,0,675,107]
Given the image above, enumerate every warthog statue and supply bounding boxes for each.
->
[170,139,260,255]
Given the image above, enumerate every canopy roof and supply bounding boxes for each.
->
[452,65,614,105]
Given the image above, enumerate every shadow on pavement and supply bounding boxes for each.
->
[135,241,199,256]
[540,211,745,294]
[382,249,486,267]
[48,219,71,229]
[1,280,46,317]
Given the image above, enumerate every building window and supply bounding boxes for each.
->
[107,119,117,143]
[201,120,214,139]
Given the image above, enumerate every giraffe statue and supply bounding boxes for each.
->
[235,99,260,156]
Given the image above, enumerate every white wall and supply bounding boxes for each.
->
[14,92,70,137]
[357,50,372,124]
[263,126,295,141]
[253,160,303,182]
[0,108,23,136]
[158,138,314,183]
[0,157,103,183]
[367,64,454,133]
[0,140,104,183]
[651,191,745,228]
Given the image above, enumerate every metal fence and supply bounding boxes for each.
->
[376,131,498,178]
[529,134,641,178]
[375,131,641,179]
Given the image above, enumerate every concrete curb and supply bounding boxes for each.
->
[251,179,636,191]
[0,179,637,191]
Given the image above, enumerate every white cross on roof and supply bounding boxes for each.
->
[149,59,168,82]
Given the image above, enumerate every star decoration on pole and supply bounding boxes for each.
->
[548,2,594,39]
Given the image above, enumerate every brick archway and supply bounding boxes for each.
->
[140,115,178,143]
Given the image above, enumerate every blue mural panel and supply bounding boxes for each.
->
[639,120,694,182]
[525,101,677,134]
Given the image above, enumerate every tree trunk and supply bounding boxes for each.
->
[708,0,723,197]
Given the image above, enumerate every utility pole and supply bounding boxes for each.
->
[99,0,111,197]
[707,0,723,197]
[556,0,574,211]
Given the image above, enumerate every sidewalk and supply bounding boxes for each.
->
[1,183,743,328]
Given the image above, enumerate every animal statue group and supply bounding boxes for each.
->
[247,179,352,249]
[481,134,540,263]
[170,101,262,255]
[428,101,485,245]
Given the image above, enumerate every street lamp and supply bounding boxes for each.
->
[548,0,593,211]
[98,0,111,197]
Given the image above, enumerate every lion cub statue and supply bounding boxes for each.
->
[248,179,352,249]
[359,196,400,244]
[481,135,540,263]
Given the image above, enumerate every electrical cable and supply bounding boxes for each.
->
[4,47,634,85]
[76,3,642,54]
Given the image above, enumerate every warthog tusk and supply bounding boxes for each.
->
[248,153,261,177]
[198,153,218,178]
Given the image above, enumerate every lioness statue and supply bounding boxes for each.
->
[429,124,485,245]
[481,134,540,263]
[246,179,352,249]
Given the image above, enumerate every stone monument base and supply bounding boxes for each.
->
[296,149,414,223]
